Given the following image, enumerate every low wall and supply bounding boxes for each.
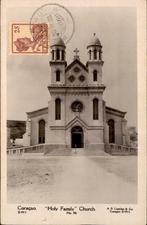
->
[105,144,137,155]
[7,143,137,156]
[7,144,68,155]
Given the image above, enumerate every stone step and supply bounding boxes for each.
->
[44,148,108,156]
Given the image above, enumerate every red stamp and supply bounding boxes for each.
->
[11,23,48,54]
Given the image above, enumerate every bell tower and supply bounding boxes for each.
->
[49,33,67,85]
[87,33,104,85]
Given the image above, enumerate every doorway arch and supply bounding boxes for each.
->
[38,120,45,144]
[71,126,84,148]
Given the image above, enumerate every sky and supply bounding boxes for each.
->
[7,6,137,127]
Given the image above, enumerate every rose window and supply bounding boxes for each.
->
[68,75,75,82]
[73,67,80,73]
[79,75,85,82]
[71,101,83,112]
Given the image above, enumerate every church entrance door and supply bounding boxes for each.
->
[71,126,84,148]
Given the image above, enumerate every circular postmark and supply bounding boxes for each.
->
[30,3,75,44]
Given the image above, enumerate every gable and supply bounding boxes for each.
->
[65,59,88,86]
[27,107,48,118]
[66,116,89,130]
[65,59,88,73]
[106,106,126,118]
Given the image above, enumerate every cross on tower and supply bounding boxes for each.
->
[73,48,80,60]
[74,48,79,56]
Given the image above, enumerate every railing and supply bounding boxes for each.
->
[7,144,67,155]
[7,144,47,155]
[7,143,138,156]
[105,143,137,155]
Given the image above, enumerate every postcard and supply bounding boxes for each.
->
[1,0,146,224]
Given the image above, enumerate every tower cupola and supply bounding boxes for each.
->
[87,33,102,61]
[50,33,66,61]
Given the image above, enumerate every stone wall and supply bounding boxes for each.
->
[48,92,104,128]
[106,113,123,145]
[23,112,48,146]
[105,143,137,155]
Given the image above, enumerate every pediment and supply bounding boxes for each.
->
[66,116,88,130]
[65,59,88,73]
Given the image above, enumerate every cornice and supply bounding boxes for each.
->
[50,125,104,130]
[106,106,126,118]
[86,60,104,67]
[48,84,106,89]
[49,61,67,66]
[27,107,48,118]
[48,85,106,94]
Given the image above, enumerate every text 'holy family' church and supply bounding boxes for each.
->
[23,34,130,151]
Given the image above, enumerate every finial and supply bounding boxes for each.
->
[74,48,79,56]
[73,48,80,60]
[56,32,60,36]
[94,33,96,36]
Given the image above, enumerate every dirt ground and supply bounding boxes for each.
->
[7,155,137,204]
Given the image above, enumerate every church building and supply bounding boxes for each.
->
[23,34,129,151]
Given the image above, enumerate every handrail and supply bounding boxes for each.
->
[105,143,137,155]
[7,144,47,155]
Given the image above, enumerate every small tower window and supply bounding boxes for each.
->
[89,50,92,60]
[56,70,60,82]
[93,98,99,120]
[55,98,61,120]
[52,50,54,60]
[94,49,97,60]
[93,70,97,81]
[99,50,102,60]
[56,49,60,60]
[61,50,64,60]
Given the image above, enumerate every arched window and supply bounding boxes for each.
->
[38,120,45,144]
[61,50,64,60]
[93,70,97,81]
[89,50,92,60]
[52,50,54,60]
[94,49,97,60]
[108,119,115,143]
[99,50,102,60]
[93,98,99,120]
[56,49,60,60]
[56,70,60,82]
[55,98,61,120]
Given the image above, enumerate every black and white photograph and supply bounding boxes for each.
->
[1,0,146,224]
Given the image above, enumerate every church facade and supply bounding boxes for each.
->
[23,34,129,150]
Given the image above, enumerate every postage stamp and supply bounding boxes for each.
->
[11,23,48,54]
[30,3,75,44]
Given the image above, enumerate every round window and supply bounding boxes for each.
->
[68,75,75,82]
[73,67,80,73]
[79,75,85,82]
[71,101,83,112]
